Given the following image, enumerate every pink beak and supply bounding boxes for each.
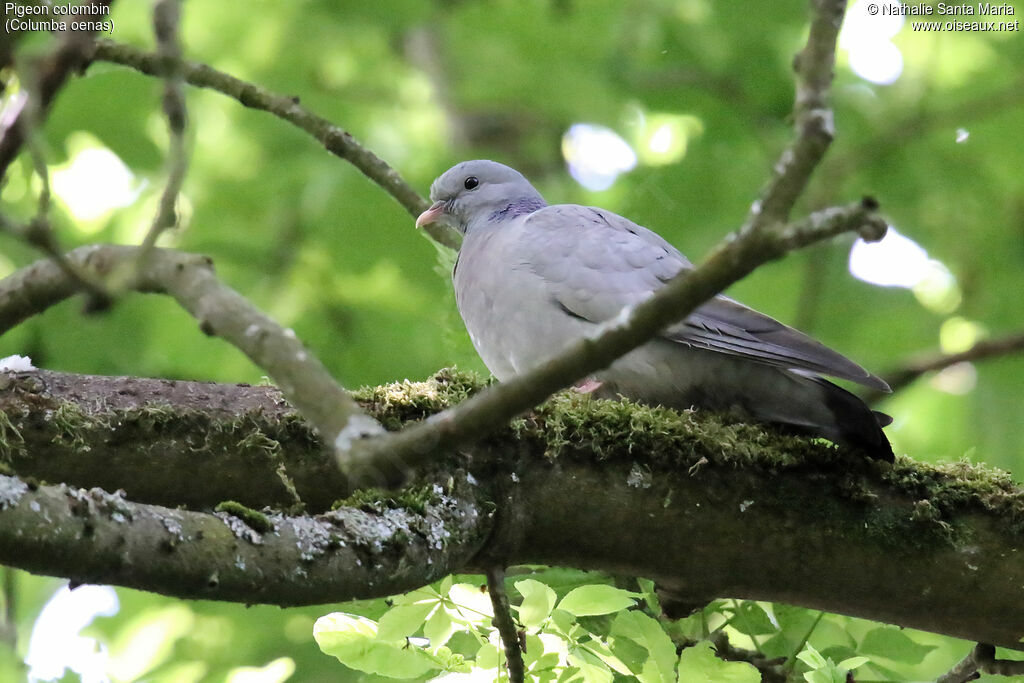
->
[415,201,447,229]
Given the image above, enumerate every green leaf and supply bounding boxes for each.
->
[475,642,501,670]
[611,611,676,682]
[567,646,614,683]
[313,612,441,679]
[375,602,435,642]
[556,665,583,683]
[804,670,832,683]
[728,601,778,636]
[389,585,439,606]
[676,641,760,683]
[579,639,632,676]
[796,643,828,670]
[423,605,455,647]
[516,578,558,629]
[608,636,649,676]
[859,627,936,665]
[557,585,637,617]
[838,655,869,671]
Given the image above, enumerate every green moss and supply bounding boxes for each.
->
[215,500,273,533]
[881,456,1024,534]
[522,391,832,472]
[235,427,281,456]
[50,402,94,450]
[0,408,24,460]
[332,484,438,516]
[352,367,488,431]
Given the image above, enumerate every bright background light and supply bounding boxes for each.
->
[839,0,904,85]
[26,585,119,683]
[561,123,637,191]
[51,134,142,226]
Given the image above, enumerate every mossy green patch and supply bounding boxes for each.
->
[348,367,1024,540]
[332,484,438,516]
[352,367,488,431]
[0,408,25,460]
[215,500,273,533]
[520,391,834,472]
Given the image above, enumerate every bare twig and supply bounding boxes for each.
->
[0,244,381,453]
[0,0,116,178]
[486,566,525,683]
[136,0,189,262]
[742,0,846,229]
[337,0,864,483]
[865,330,1024,402]
[89,40,460,250]
[0,211,111,307]
[937,643,1024,683]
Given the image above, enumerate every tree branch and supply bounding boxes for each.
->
[0,244,381,456]
[136,0,190,262]
[867,329,1024,401]
[2,368,1024,649]
[0,472,487,606]
[937,644,1024,683]
[486,566,525,683]
[88,39,460,250]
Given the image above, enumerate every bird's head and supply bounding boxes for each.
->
[415,160,546,235]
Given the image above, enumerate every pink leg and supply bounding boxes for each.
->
[573,378,604,394]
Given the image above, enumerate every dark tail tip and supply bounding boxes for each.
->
[817,379,895,462]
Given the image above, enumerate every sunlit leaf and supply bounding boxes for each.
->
[312,613,440,678]
[516,578,558,629]
[677,641,759,683]
[557,585,637,617]
[375,602,435,642]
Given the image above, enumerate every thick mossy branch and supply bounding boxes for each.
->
[3,367,1024,646]
[3,366,1022,526]
[0,471,488,606]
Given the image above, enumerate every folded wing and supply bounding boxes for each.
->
[521,204,889,392]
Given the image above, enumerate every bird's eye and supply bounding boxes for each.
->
[463,176,479,190]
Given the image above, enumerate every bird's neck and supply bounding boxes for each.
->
[487,196,546,223]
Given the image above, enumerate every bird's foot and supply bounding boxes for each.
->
[573,378,604,394]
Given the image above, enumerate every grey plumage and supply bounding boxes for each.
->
[417,160,893,460]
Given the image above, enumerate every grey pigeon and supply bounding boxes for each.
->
[417,160,894,460]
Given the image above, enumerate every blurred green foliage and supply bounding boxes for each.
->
[2,0,1023,680]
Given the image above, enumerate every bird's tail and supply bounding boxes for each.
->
[812,377,894,461]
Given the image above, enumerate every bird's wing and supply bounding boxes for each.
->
[520,204,890,392]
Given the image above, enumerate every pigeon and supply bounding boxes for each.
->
[416,160,894,461]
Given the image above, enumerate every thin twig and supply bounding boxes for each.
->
[865,330,1024,403]
[0,0,116,178]
[742,0,846,230]
[783,610,824,674]
[486,566,525,683]
[89,39,460,250]
[136,0,189,262]
[936,643,1024,683]
[0,211,110,307]
[0,244,381,457]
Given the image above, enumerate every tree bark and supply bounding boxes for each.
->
[2,367,1022,649]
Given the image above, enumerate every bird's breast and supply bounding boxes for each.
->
[453,227,591,380]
